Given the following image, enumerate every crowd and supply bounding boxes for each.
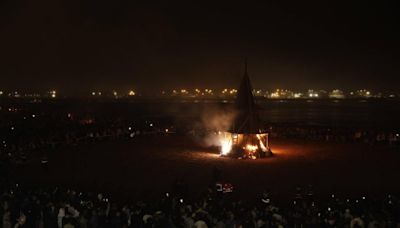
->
[0,182,399,228]
[1,104,400,228]
[0,107,170,164]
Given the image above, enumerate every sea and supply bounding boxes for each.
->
[3,98,400,130]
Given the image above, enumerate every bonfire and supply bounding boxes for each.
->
[220,60,272,159]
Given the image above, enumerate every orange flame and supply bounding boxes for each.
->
[257,134,268,152]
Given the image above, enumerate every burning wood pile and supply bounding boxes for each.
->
[219,60,272,159]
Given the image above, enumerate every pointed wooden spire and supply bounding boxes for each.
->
[230,58,263,134]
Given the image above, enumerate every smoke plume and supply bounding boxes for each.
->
[199,106,236,147]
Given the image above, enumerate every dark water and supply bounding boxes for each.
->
[5,98,400,129]
[153,99,400,129]
[258,99,400,129]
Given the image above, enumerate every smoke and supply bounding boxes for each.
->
[199,106,236,148]
[202,132,228,148]
[162,102,236,148]
[201,107,236,132]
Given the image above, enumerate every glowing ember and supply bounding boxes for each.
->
[245,144,258,152]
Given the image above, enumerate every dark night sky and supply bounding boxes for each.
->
[0,0,399,93]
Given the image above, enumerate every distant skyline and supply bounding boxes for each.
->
[0,87,398,98]
[0,1,399,93]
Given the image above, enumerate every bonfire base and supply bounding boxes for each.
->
[223,147,273,159]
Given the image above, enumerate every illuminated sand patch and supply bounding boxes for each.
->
[11,136,400,201]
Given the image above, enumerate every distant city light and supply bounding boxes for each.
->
[308,90,319,98]
[355,89,371,98]
[91,91,102,96]
[294,93,303,98]
[0,87,394,99]
[329,89,345,99]
[50,90,57,98]
[270,92,280,98]
[269,89,295,99]
[221,88,237,96]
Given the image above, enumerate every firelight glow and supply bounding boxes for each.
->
[257,134,268,152]
[245,144,258,152]
[219,133,269,157]
[221,138,232,155]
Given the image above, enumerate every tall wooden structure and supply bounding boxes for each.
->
[221,59,272,158]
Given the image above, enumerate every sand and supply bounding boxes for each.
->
[10,136,400,202]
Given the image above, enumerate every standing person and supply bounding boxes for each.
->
[13,213,26,228]
[2,210,12,228]
[194,219,208,228]
[58,207,65,228]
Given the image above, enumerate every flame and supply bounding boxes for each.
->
[257,134,268,152]
[245,144,258,152]
[219,133,269,158]
[244,144,258,159]
[220,138,232,155]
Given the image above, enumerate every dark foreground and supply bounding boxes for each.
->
[9,136,400,202]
